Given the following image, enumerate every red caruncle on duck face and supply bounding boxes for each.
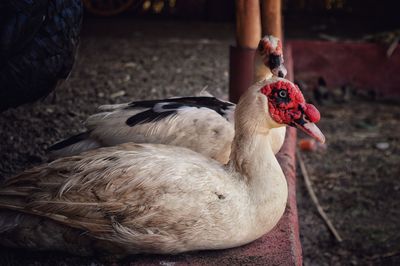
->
[261,80,320,125]
[260,79,325,143]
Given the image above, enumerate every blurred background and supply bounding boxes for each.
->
[81,0,400,36]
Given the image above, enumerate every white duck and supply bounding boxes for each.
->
[0,77,324,256]
[48,36,288,163]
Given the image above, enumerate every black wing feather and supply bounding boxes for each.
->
[125,96,234,127]
[125,109,176,127]
[48,131,90,151]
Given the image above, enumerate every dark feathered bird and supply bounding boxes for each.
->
[0,0,83,112]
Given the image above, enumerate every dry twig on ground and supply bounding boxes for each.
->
[297,149,343,243]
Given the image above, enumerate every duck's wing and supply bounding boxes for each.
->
[49,97,235,162]
[116,96,235,126]
[1,143,231,253]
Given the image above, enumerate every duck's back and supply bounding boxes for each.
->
[49,97,235,163]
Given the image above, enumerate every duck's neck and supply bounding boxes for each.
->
[228,88,286,202]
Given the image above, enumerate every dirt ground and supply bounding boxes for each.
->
[297,99,400,265]
[0,18,399,265]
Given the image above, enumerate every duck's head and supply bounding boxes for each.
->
[258,35,287,78]
[258,77,325,143]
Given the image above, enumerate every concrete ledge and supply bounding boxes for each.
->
[289,39,400,98]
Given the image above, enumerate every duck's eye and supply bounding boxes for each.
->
[278,90,288,98]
